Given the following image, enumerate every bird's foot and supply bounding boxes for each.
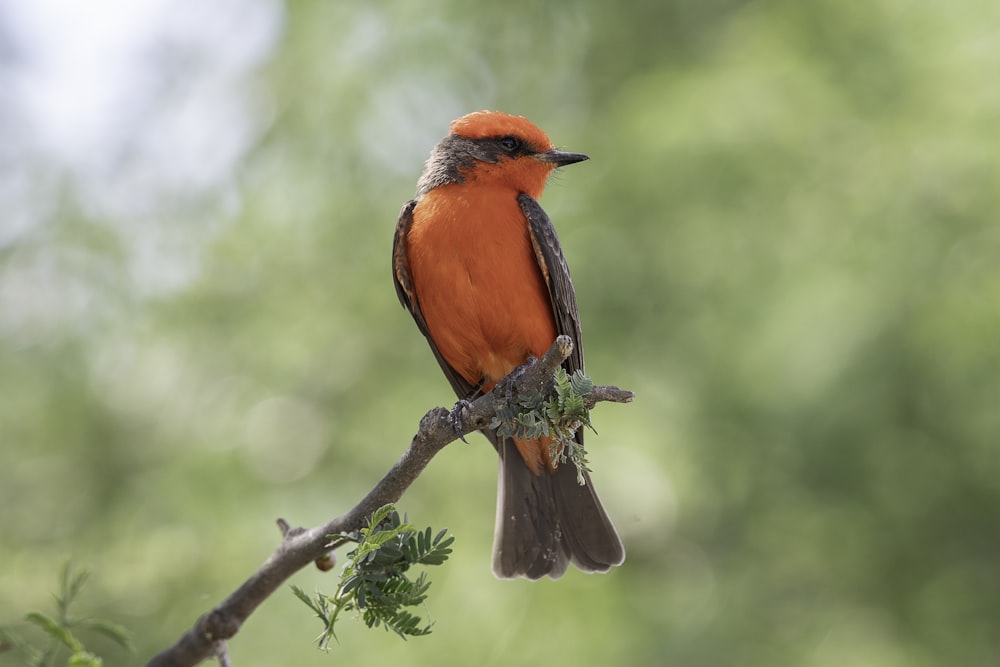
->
[450,399,473,443]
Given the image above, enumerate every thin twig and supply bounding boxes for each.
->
[212,641,231,667]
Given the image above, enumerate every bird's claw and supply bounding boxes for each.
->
[450,399,473,443]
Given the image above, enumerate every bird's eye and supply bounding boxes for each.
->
[498,136,521,152]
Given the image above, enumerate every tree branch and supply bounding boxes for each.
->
[144,335,633,667]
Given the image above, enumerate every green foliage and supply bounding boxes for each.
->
[491,368,595,484]
[0,564,132,667]
[292,505,454,649]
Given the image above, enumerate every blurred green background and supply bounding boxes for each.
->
[2,0,999,665]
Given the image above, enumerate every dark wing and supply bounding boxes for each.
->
[392,199,477,399]
[517,193,584,375]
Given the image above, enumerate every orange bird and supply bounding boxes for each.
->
[392,111,624,579]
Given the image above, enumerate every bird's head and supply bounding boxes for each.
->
[416,111,588,199]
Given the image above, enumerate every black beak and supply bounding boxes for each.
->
[534,149,589,167]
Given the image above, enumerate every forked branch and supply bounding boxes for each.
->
[145,335,633,667]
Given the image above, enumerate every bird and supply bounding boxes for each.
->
[392,110,624,579]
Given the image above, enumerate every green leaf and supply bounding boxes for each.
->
[74,619,134,654]
[293,503,453,649]
[1,563,130,665]
[67,651,103,667]
[291,586,326,618]
[58,563,90,614]
[24,612,83,653]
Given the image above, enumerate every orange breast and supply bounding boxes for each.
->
[406,183,558,391]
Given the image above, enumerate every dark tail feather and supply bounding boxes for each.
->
[492,438,625,580]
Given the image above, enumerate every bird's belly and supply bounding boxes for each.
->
[408,193,557,388]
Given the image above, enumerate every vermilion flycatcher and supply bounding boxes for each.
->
[392,111,624,579]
